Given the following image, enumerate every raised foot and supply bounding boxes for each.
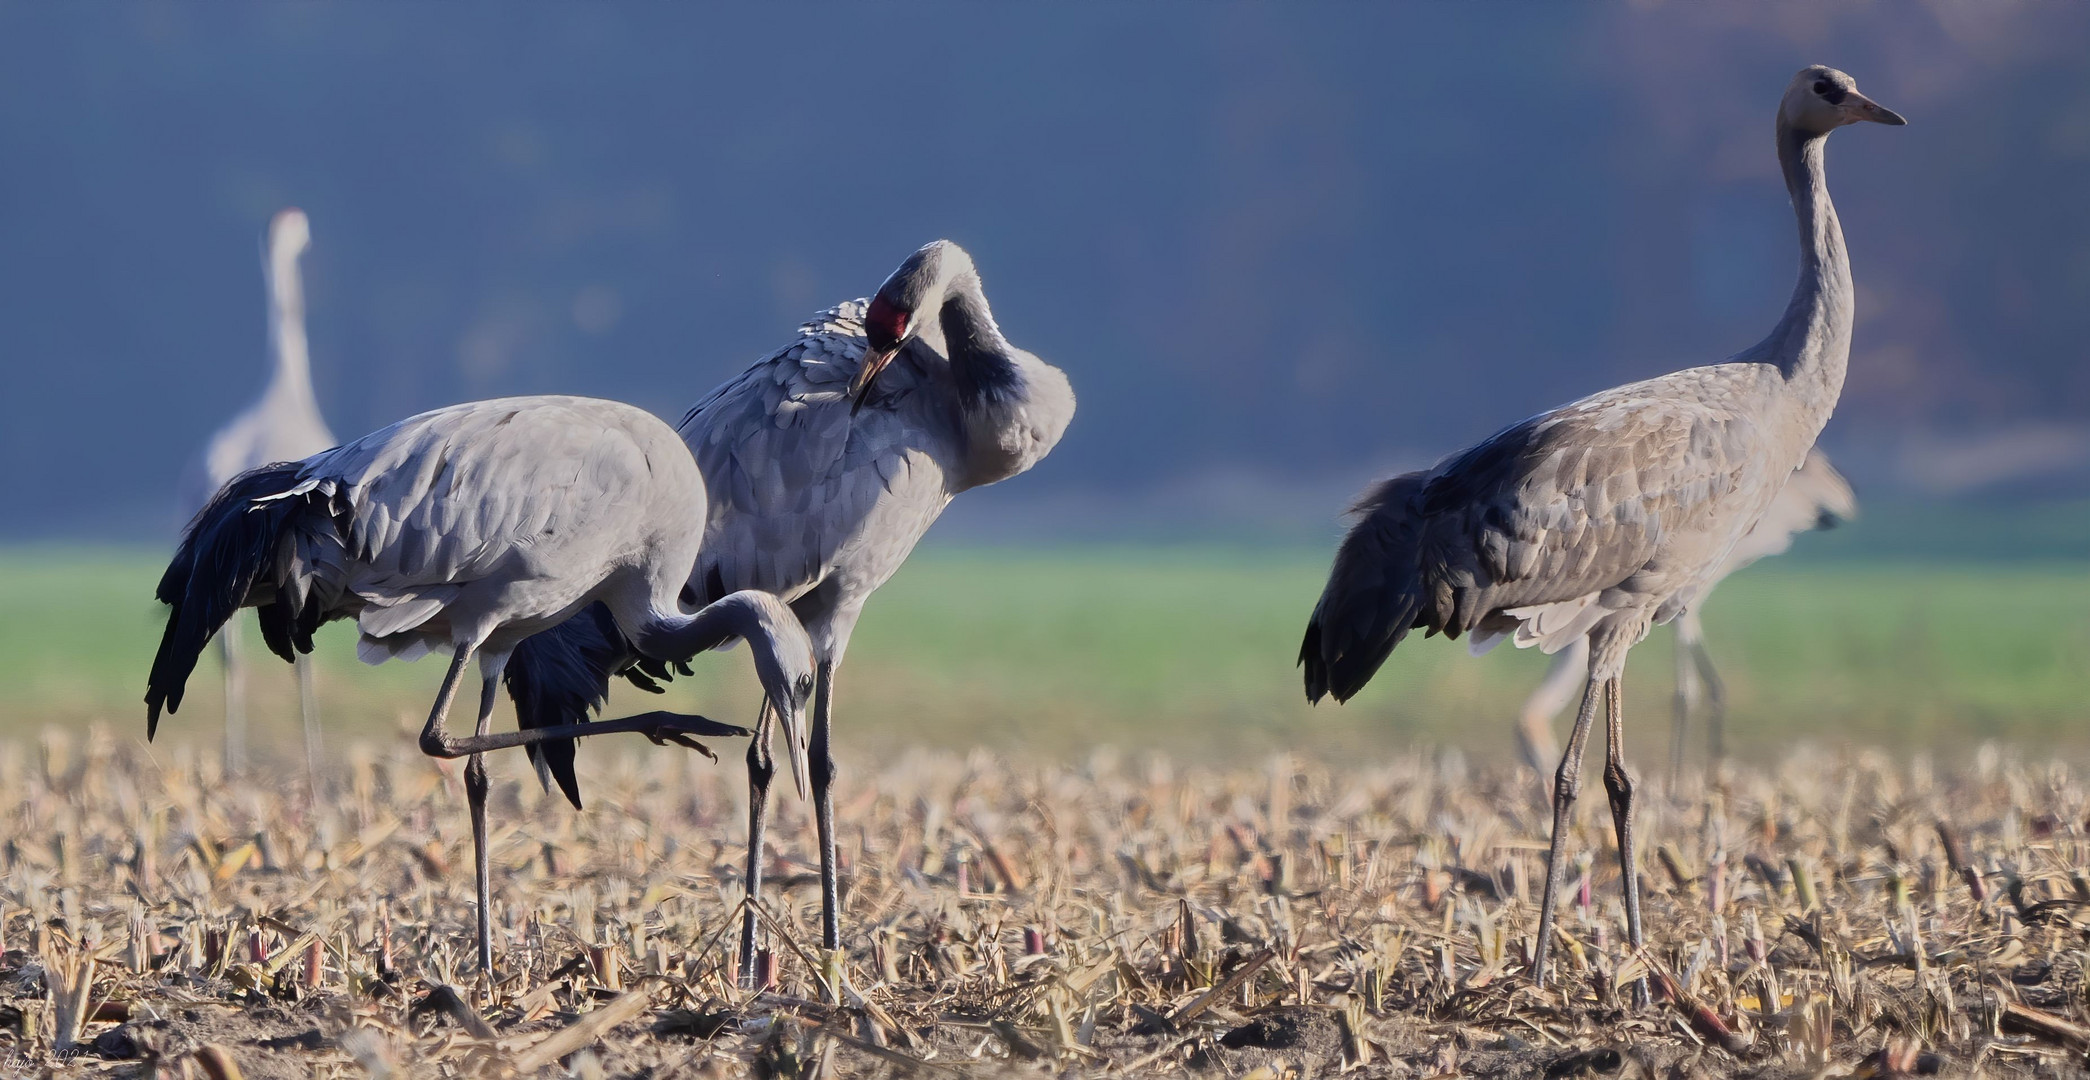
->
[623,711,754,760]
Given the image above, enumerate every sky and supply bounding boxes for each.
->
[1,2,2086,540]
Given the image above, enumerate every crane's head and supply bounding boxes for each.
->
[268,207,311,263]
[1781,66,1906,136]
[849,240,971,414]
[729,589,818,802]
[771,642,817,803]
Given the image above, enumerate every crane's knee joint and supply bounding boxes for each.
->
[746,750,775,790]
[419,731,454,759]
[465,757,489,800]
[1604,761,1634,800]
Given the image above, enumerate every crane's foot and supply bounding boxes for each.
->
[625,711,742,760]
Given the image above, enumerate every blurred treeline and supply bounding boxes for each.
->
[0,3,2087,541]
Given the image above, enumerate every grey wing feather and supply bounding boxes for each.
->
[309,397,667,640]
[155,395,685,733]
[1414,378,1765,624]
[1303,368,1769,702]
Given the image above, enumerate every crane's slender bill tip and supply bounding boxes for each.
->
[848,347,899,414]
[1850,91,1906,126]
[789,730,812,801]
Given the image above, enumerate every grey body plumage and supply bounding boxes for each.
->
[150,394,817,976]
[1507,449,1856,776]
[506,240,1075,986]
[1300,67,1904,994]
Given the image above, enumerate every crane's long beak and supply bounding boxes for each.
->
[848,346,898,415]
[777,695,810,802]
[1847,90,1906,126]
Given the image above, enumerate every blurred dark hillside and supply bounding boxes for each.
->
[0,2,2085,540]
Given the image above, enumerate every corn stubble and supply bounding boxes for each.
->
[0,731,2085,1077]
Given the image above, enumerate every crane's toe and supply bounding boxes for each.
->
[615,710,754,760]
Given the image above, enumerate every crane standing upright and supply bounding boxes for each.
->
[1301,67,1904,993]
[505,240,1076,988]
[181,209,336,777]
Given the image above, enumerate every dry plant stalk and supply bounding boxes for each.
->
[40,933,94,1053]
[0,729,2085,1077]
[1999,1000,2090,1051]
[509,991,652,1073]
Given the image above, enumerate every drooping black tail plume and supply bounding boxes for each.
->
[505,602,666,809]
[147,462,315,735]
[1300,472,1432,705]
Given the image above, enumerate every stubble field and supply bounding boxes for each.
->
[3,537,2090,1076]
[4,732,2090,1077]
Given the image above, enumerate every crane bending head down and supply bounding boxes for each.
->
[850,239,967,411]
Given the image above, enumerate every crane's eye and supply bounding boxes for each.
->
[1813,79,1848,104]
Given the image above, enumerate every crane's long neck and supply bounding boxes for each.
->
[1758,121,1851,434]
[631,590,803,707]
[265,250,316,405]
[939,272,1023,411]
[934,274,1076,490]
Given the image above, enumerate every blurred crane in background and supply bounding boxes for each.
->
[179,209,336,779]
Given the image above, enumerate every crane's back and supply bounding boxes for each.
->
[1303,359,1813,703]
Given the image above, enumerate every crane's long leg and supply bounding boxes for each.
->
[737,704,776,991]
[1669,631,1695,784]
[1517,637,1586,774]
[466,675,498,977]
[296,652,323,793]
[1687,633,1727,769]
[1533,675,1601,989]
[811,661,840,955]
[414,645,734,977]
[420,711,749,758]
[1602,676,1649,1008]
[416,647,476,757]
[221,619,246,776]
[412,647,489,972]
